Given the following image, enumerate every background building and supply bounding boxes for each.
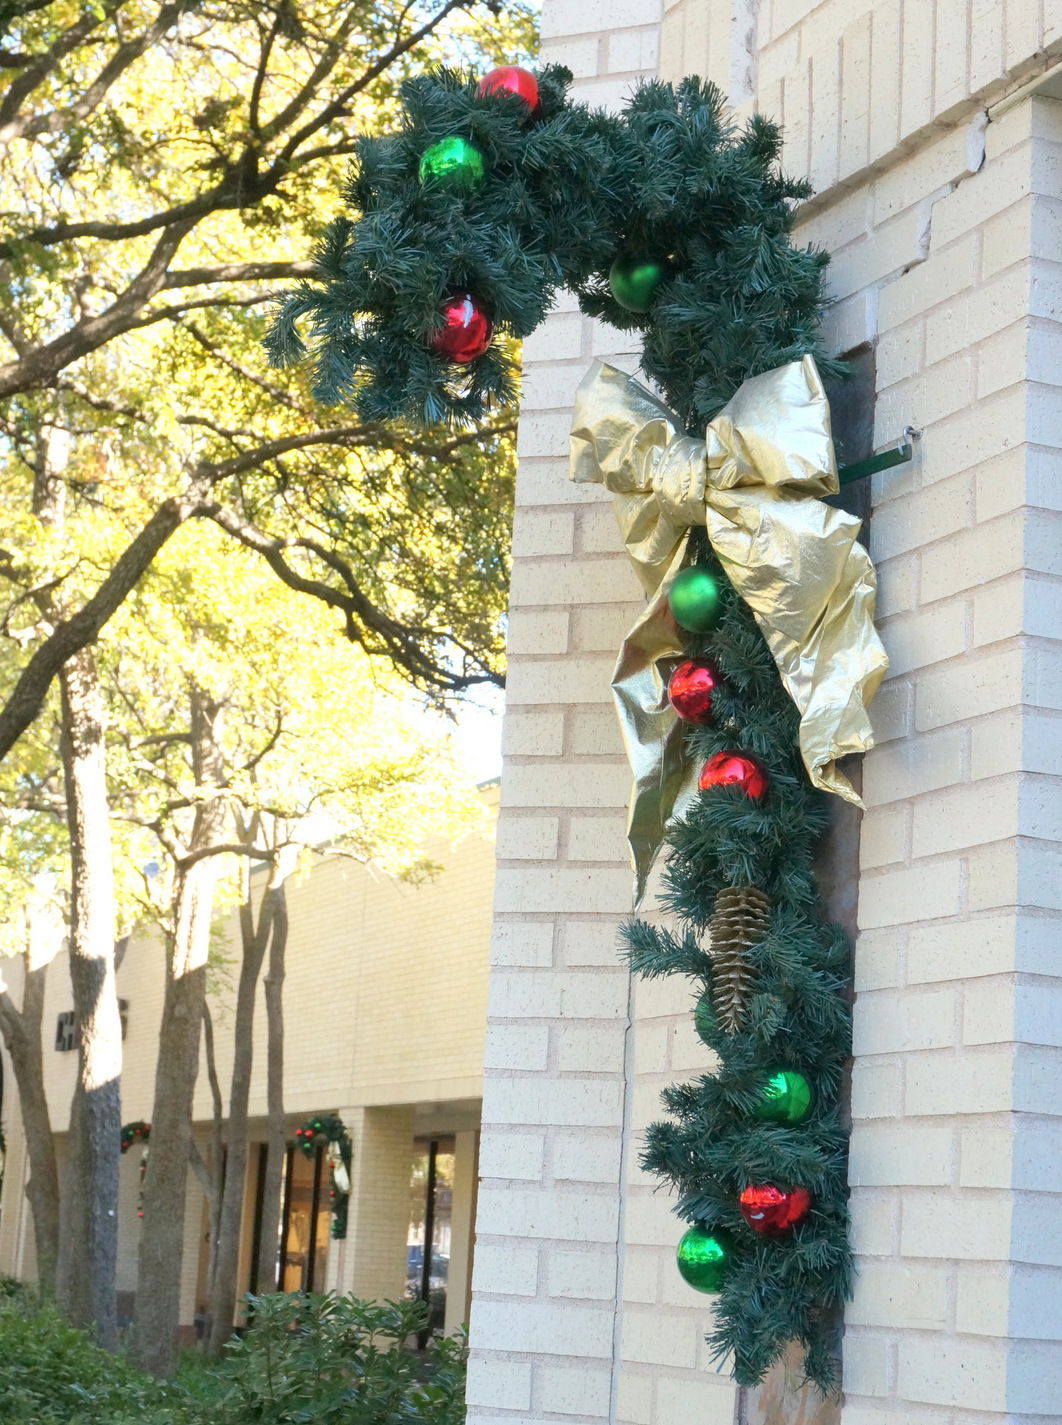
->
[469,4,1062,1425]
[0,783,498,1341]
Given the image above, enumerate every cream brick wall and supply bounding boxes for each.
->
[0,788,496,1136]
[0,791,497,1320]
[475,3,1062,1424]
[466,8,738,1425]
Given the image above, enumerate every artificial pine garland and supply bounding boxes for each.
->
[622,535,852,1389]
[267,70,839,432]
[272,72,854,1391]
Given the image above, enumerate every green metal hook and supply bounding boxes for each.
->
[837,425,922,487]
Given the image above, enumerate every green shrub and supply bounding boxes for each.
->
[0,1296,171,1423]
[203,1293,466,1425]
[0,1290,465,1425]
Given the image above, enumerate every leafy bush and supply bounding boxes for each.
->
[204,1294,466,1425]
[0,1295,172,1423]
[0,1289,465,1425]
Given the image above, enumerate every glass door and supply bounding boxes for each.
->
[277,1141,331,1292]
[406,1136,455,1343]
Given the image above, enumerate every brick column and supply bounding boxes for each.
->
[833,92,1062,1425]
[444,1127,479,1335]
[475,5,1062,1425]
[330,1104,414,1302]
[661,4,1062,1421]
[465,4,673,1423]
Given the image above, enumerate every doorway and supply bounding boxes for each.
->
[275,1141,331,1293]
[405,1135,454,1342]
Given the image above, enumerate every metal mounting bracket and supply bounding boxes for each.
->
[837,426,923,487]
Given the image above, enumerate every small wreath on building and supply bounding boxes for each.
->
[120,1120,151,1217]
[120,1120,150,1152]
[296,1114,352,1240]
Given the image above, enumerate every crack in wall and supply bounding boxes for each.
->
[905,112,989,277]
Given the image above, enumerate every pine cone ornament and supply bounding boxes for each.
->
[709,886,771,1033]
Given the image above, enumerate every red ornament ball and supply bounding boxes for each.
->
[429,292,493,363]
[739,1184,812,1235]
[699,751,768,799]
[476,65,540,115]
[668,659,719,725]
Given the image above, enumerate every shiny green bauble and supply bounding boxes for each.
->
[668,566,724,633]
[752,1068,814,1126]
[676,1225,733,1293]
[694,990,715,1044]
[609,253,665,313]
[418,136,485,191]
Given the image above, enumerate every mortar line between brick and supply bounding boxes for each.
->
[607,961,636,1425]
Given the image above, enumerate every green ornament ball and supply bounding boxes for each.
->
[694,990,715,1044]
[418,136,485,191]
[609,253,665,313]
[676,1225,733,1293]
[752,1068,814,1126]
[668,566,724,633]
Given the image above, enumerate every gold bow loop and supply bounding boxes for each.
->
[570,356,889,905]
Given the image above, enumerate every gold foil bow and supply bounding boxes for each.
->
[569,356,888,906]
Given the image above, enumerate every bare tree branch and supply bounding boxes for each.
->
[0,216,198,398]
[0,477,214,762]
[181,319,307,410]
[248,7,281,137]
[278,0,469,162]
[127,292,272,330]
[207,501,503,692]
[187,1136,214,1198]
[0,4,111,140]
[0,2,185,149]
[162,260,317,289]
[178,841,269,871]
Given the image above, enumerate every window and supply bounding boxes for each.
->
[54,1000,129,1051]
[55,1012,75,1052]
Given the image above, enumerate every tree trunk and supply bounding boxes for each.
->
[0,959,60,1291]
[256,879,289,1294]
[199,1001,225,1306]
[133,688,227,1376]
[205,879,274,1354]
[55,646,122,1347]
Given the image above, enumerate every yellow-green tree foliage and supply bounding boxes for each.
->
[0,0,535,760]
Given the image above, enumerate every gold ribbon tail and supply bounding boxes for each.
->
[611,542,692,908]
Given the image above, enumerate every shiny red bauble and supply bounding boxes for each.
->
[699,751,768,799]
[476,65,540,115]
[668,659,719,725]
[429,292,493,363]
[739,1184,812,1235]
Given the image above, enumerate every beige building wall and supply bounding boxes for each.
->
[0,787,497,1327]
[471,4,1062,1425]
